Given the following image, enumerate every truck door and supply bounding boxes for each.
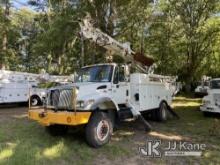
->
[111,66,129,104]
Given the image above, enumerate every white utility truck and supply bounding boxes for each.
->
[200,78,220,116]
[29,15,179,147]
[0,70,71,106]
[0,70,46,106]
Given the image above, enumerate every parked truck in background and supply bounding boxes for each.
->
[0,70,71,106]
[200,78,220,116]
[194,76,211,97]
[0,70,46,106]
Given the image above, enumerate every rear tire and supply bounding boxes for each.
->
[85,112,113,148]
[46,125,68,136]
[157,102,168,121]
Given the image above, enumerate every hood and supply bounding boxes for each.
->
[75,82,110,100]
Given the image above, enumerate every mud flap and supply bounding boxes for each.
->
[127,102,152,131]
[167,106,180,119]
[137,115,152,132]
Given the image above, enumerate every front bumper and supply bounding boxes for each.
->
[194,92,207,97]
[200,105,220,113]
[28,109,92,126]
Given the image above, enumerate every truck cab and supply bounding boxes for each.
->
[194,80,210,97]
[44,63,129,111]
[200,78,220,115]
[74,63,129,108]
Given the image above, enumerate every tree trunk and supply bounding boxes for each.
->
[185,83,192,93]
[81,34,85,67]
[184,65,195,93]
[1,0,10,70]
[1,31,7,70]
[47,54,52,73]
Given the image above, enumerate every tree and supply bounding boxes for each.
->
[12,8,38,71]
[0,0,10,69]
[28,0,82,74]
[146,0,220,90]
[1,0,219,87]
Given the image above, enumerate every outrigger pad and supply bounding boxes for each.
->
[133,52,154,67]
[167,106,180,119]
[137,115,152,132]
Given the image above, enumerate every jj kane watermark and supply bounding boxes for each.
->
[139,140,206,157]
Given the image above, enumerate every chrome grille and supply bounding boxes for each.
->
[47,89,73,110]
[199,88,207,93]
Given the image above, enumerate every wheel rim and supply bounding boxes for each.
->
[96,120,110,141]
[161,104,167,120]
[31,98,38,106]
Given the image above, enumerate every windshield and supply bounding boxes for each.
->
[198,81,209,86]
[204,81,209,86]
[75,65,113,82]
[210,80,220,89]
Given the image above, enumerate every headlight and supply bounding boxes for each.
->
[86,99,95,107]
[76,101,85,108]
[76,99,95,109]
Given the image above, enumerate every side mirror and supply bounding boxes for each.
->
[148,64,157,74]
[124,65,130,77]
[113,68,119,84]
[113,77,119,84]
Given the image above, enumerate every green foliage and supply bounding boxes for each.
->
[0,2,21,70]
[0,0,220,83]
[146,0,220,82]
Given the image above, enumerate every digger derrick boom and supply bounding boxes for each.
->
[79,16,154,73]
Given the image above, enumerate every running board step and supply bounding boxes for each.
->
[117,107,152,132]
[118,107,133,120]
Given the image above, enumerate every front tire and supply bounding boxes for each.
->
[85,112,113,148]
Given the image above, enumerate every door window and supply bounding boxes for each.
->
[119,66,125,82]
[113,67,119,84]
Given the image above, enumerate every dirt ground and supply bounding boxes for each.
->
[0,105,27,117]
[0,98,219,165]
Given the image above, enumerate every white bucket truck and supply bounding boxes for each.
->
[29,15,179,147]
[0,70,46,106]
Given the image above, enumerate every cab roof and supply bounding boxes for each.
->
[82,63,117,68]
[211,78,220,81]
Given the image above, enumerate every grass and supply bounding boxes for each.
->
[0,111,131,165]
[151,96,220,165]
[0,96,220,164]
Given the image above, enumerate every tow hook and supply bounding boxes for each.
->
[39,112,46,118]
